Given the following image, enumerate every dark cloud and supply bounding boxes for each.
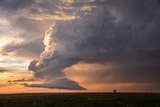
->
[0,0,34,10]
[28,0,160,91]
[12,78,35,82]
[1,0,160,91]
[28,60,38,71]
[25,78,86,90]
[0,0,52,59]
[2,37,44,59]
[11,17,51,34]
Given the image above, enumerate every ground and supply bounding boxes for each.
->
[0,93,160,107]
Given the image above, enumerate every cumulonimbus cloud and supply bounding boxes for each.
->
[26,0,160,90]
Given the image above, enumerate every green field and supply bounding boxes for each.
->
[0,93,160,107]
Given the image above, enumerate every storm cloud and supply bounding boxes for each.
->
[26,78,85,90]
[29,0,160,90]
[0,0,160,91]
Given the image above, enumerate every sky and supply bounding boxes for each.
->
[0,0,160,93]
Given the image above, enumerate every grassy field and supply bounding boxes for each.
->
[0,93,160,107]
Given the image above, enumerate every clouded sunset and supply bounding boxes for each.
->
[0,0,160,106]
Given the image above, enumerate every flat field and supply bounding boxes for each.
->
[0,93,160,107]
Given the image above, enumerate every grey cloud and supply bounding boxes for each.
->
[1,0,159,90]
[0,0,34,10]
[28,0,130,90]
[2,37,44,58]
[28,0,160,90]
[25,78,86,90]
[0,0,81,60]
[12,78,36,82]
[11,17,51,35]
[28,60,38,71]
